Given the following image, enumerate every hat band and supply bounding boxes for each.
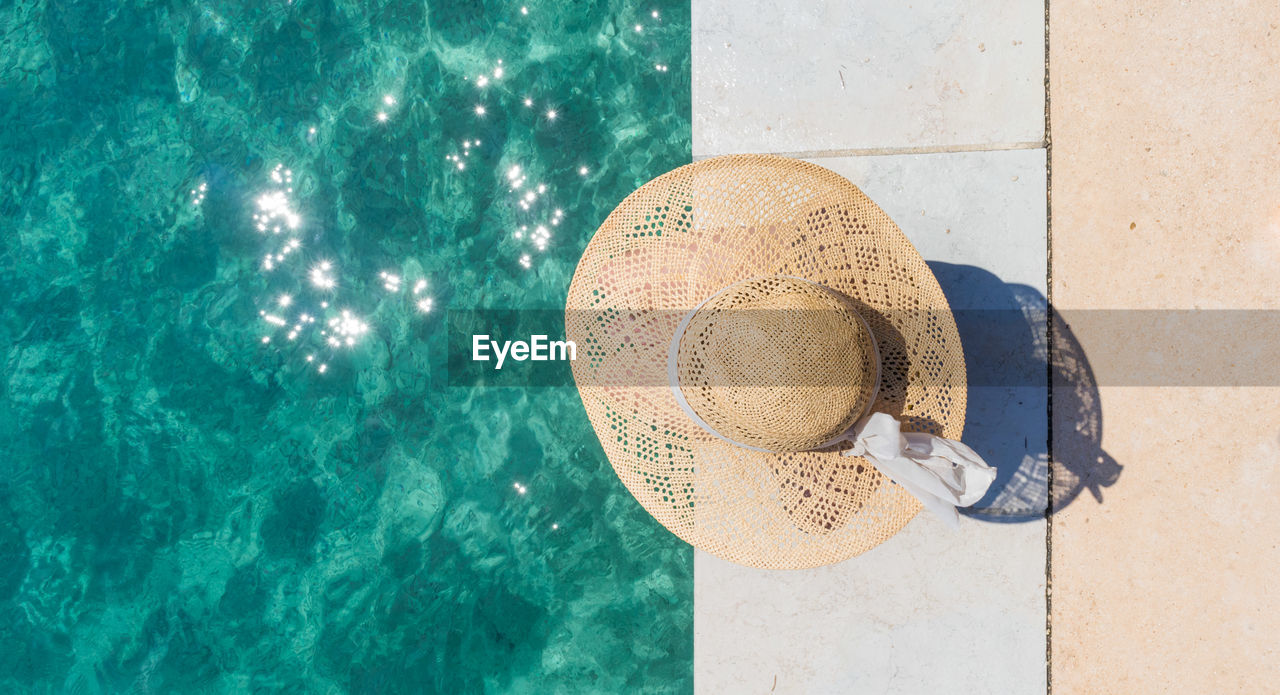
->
[667,278,997,526]
[666,275,881,452]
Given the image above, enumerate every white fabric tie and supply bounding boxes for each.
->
[841,412,996,528]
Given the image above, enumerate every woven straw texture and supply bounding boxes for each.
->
[675,276,878,452]
[565,154,967,569]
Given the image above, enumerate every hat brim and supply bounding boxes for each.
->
[565,154,967,569]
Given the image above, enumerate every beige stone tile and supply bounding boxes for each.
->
[1050,2,1280,692]
[1051,388,1280,693]
[1049,6,1280,311]
[692,0,1046,155]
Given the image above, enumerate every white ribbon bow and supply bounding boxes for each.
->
[843,412,996,528]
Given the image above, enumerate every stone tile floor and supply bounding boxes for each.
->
[1049,2,1280,692]
[695,1,1277,693]
[694,0,1048,687]
[693,0,1045,155]
[691,150,1049,692]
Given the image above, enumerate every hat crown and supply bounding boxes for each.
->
[674,276,879,451]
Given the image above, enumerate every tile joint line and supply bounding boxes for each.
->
[1043,0,1054,692]
[694,141,1047,160]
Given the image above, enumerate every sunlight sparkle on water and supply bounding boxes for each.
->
[327,309,370,348]
[310,262,337,290]
[244,163,447,378]
[255,191,301,232]
[380,271,402,293]
[532,226,551,250]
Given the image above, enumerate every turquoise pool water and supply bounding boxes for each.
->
[0,1,691,691]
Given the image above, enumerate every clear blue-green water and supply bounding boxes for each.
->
[0,0,691,691]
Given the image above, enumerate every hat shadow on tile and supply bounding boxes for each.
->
[926,262,1123,522]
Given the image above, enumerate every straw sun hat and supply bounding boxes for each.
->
[565,155,995,569]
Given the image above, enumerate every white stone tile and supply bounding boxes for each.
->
[832,149,1047,294]
[695,517,1047,694]
[831,149,1049,516]
[694,149,1048,693]
[693,1,1046,155]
